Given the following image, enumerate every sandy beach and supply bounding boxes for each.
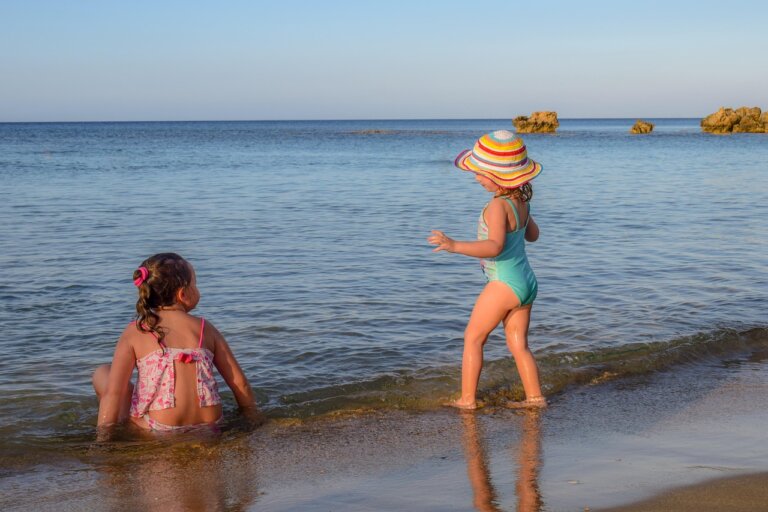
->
[603,472,768,512]
[2,346,767,511]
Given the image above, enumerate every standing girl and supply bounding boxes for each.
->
[428,130,546,410]
[93,252,261,437]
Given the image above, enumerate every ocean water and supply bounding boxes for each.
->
[1,119,767,463]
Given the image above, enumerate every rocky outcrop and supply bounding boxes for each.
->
[701,107,767,133]
[630,120,654,134]
[513,111,559,133]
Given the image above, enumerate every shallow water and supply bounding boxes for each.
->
[1,119,767,456]
[4,353,768,511]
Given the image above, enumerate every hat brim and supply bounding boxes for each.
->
[454,149,543,189]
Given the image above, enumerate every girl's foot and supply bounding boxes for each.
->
[444,399,479,411]
[505,396,547,409]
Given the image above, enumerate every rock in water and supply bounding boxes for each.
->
[701,107,766,133]
[513,111,559,133]
[630,120,654,134]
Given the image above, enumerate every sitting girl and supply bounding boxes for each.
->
[93,252,261,437]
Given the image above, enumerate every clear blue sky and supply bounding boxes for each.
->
[1,0,766,121]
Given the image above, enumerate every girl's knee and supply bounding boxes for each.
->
[508,343,530,358]
[464,329,488,348]
[92,364,111,395]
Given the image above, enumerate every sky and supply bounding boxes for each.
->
[1,0,767,121]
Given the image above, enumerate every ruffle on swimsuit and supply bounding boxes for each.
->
[129,318,222,422]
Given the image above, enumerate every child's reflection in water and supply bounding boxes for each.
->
[96,436,258,512]
[461,412,543,512]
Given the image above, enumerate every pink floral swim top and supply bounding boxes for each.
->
[129,318,222,418]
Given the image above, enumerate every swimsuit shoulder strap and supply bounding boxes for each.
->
[502,197,521,231]
[198,317,206,348]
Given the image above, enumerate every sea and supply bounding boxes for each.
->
[1,118,767,468]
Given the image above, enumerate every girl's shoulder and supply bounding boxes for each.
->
[115,321,150,358]
[485,196,511,215]
[199,317,225,352]
[176,313,219,352]
[495,195,530,212]
[198,316,221,335]
[120,320,145,340]
[486,196,507,208]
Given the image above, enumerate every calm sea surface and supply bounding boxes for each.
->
[1,119,767,456]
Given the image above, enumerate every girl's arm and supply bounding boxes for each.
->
[210,323,263,425]
[97,332,136,428]
[525,215,539,242]
[429,198,507,258]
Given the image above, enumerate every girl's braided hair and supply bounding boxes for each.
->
[495,182,533,202]
[132,253,192,341]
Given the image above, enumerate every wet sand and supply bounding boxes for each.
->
[2,352,768,511]
[602,472,768,512]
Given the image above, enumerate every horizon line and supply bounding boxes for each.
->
[0,116,705,124]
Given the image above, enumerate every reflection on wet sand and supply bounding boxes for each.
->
[461,413,501,512]
[95,436,258,512]
[461,412,543,512]
[515,412,544,512]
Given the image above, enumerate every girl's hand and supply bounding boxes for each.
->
[428,230,456,253]
[241,407,266,428]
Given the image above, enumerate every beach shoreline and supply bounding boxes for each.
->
[3,347,768,511]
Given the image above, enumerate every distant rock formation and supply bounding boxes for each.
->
[513,111,559,133]
[701,107,767,133]
[630,120,654,134]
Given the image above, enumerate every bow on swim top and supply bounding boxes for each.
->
[129,318,221,418]
[478,198,538,306]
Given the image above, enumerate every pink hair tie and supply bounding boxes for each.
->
[133,266,149,287]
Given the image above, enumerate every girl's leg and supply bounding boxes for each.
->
[92,364,133,422]
[502,306,544,400]
[457,282,521,407]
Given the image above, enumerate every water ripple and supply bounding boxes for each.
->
[0,119,766,446]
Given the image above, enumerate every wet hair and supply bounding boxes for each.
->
[495,182,533,202]
[133,253,193,341]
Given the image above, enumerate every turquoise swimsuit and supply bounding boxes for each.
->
[478,198,538,306]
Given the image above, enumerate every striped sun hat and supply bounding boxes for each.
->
[454,130,542,188]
